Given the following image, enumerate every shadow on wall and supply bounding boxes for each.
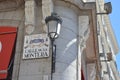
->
[53,6,78,79]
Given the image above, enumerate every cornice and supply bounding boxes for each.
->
[0,0,24,12]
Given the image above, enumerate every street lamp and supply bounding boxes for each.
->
[45,13,62,73]
[45,13,62,40]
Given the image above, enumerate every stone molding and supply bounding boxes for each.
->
[25,0,36,34]
[42,0,53,33]
[54,0,96,11]
[78,16,90,52]
[0,0,24,12]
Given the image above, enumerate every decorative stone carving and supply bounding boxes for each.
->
[25,24,34,34]
[87,63,96,80]
[78,16,90,52]
[25,0,36,34]
[42,0,53,19]
[42,0,53,32]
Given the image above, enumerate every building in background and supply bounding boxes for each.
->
[95,0,120,80]
[0,0,119,80]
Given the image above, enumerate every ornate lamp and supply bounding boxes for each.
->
[45,13,62,40]
[45,13,62,73]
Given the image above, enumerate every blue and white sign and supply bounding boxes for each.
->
[23,34,49,59]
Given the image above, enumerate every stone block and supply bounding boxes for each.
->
[55,6,77,22]
[18,75,43,80]
[0,12,5,19]
[3,11,14,19]
[12,63,21,80]
[12,9,24,21]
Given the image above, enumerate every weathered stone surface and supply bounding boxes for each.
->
[42,0,53,33]
[0,0,24,11]
[53,5,78,80]
[0,0,97,80]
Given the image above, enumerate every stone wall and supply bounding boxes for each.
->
[0,0,97,80]
[53,5,78,80]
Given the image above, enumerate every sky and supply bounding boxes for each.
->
[107,0,120,71]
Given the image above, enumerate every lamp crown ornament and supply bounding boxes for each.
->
[45,12,62,24]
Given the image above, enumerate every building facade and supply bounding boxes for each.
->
[96,0,120,80]
[0,0,119,80]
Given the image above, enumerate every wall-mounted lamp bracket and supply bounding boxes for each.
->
[96,2,112,15]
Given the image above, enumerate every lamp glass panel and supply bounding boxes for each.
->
[57,23,61,35]
[48,20,58,38]
[48,20,57,33]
